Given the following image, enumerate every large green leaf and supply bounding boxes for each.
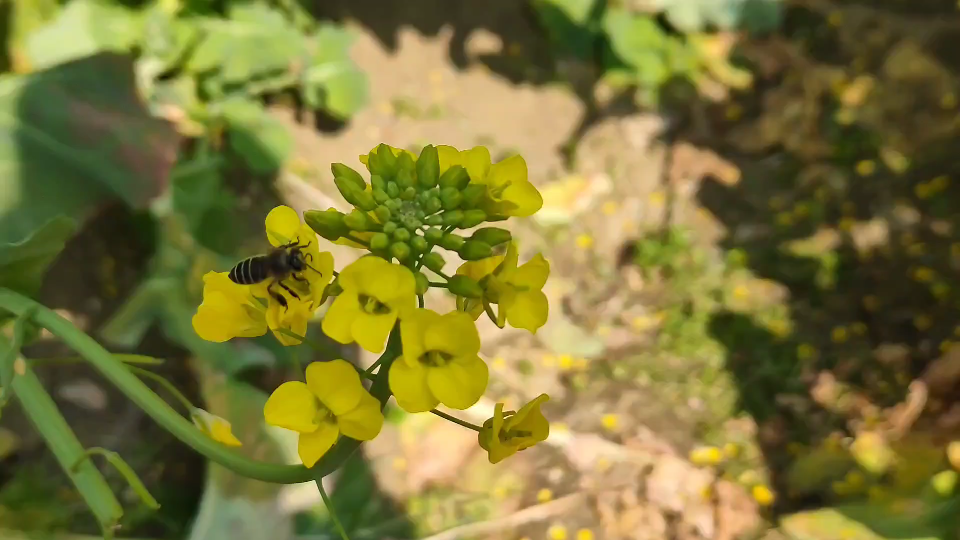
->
[219,98,293,173]
[0,52,181,244]
[530,0,601,59]
[302,25,369,119]
[25,0,142,70]
[0,216,76,299]
[8,0,59,72]
[601,8,668,69]
[185,3,307,87]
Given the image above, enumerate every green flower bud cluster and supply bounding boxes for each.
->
[304,144,513,293]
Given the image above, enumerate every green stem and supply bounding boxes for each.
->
[364,357,385,377]
[32,354,165,366]
[126,365,195,413]
[317,481,350,540]
[345,233,370,247]
[430,409,483,431]
[428,281,448,288]
[74,447,161,510]
[0,288,313,484]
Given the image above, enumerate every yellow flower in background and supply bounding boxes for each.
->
[437,145,543,217]
[689,445,724,466]
[389,309,489,412]
[752,484,776,506]
[264,360,384,468]
[322,256,417,353]
[192,271,268,342]
[479,394,550,464]
[456,242,550,333]
[191,408,242,447]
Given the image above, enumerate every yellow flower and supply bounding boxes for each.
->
[690,446,724,466]
[389,309,489,412]
[193,271,268,342]
[436,145,543,217]
[478,394,550,464]
[264,360,384,467]
[456,242,550,333]
[191,408,242,447]
[322,256,417,353]
[263,205,335,306]
[752,484,775,506]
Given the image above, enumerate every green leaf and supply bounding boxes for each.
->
[0,216,76,299]
[219,98,293,173]
[0,53,181,244]
[302,25,370,119]
[185,3,307,86]
[25,0,142,70]
[530,0,601,59]
[602,9,668,68]
[8,0,60,72]
[781,504,946,540]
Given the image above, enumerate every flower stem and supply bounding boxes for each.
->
[317,480,350,540]
[345,233,370,247]
[126,365,195,413]
[428,281,448,288]
[430,409,483,432]
[364,357,385,377]
[0,288,315,484]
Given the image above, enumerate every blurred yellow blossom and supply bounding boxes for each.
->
[479,394,550,464]
[690,445,724,466]
[548,525,568,540]
[537,488,553,503]
[856,160,876,176]
[191,408,242,447]
[752,485,775,506]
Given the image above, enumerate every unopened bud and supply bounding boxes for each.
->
[459,240,493,260]
[371,144,398,179]
[352,189,377,212]
[390,242,411,261]
[442,210,464,227]
[374,205,392,223]
[438,165,469,190]
[439,233,465,251]
[422,253,445,273]
[382,221,398,235]
[344,209,374,232]
[396,168,416,190]
[414,271,430,295]
[424,215,444,226]
[471,227,511,246]
[440,187,462,210]
[417,145,440,188]
[461,183,486,208]
[370,174,386,191]
[331,163,365,190]
[393,228,411,242]
[459,209,486,228]
[424,197,442,214]
[370,232,390,251]
[411,236,428,252]
[304,209,348,241]
[424,228,443,242]
[386,181,400,198]
[372,187,390,204]
[448,275,483,298]
[400,186,417,201]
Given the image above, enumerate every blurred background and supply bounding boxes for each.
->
[2,0,960,538]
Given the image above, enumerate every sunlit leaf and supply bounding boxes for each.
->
[302,25,370,119]
[25,0,142,70]
[219,98,293,173]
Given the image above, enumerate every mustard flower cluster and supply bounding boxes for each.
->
[192,144,551,467]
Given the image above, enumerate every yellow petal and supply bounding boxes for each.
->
[425,311,481,356]
[298,422,339,468]
[193,273,267,342]
[338,255,387,292]
[426,355,489,410]
[322,292,362,345]
[501,242,520,274]
[352,311,397,353]
[389,358,439,413]
[507,394,550,444]
[460,146,492,184]
[363,263,417,305]
[265,205,303,247]
[507,394,550,429]
[191,408,242,447]
[456,255,504,282]
[336,391,384,441]
[264,381,320,433]
[307,251,336,306]
[502,179,543,217]
[266,297,312,346]
[400,308,440,362]
[511,254,550,290]
[305,360,363,416]
[436,145,461,174]
[505,290,549,333]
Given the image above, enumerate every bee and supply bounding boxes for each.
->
[228,240,319,310]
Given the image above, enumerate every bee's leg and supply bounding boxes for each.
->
[267,282,289,312]
[291,273,309,284]
[278,280,301,300]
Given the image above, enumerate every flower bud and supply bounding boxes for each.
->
[424,228,443,242]
[438,165,469,190]
[422,252,445,273]
[471,227,512,246]
[384,198,401,211]
[461,183,486,208]
[439,233,465,251]
[417,145,440,188]
[424,215,444,226]
[448,275,483,298]
[370,174,386,191]
[459,209,486,228]
[414,271,430,295]
[400,186,417,201]
[400,216,422,230]
[459,240,493,260]
[331,163,365,190]
[386,181,400,198]
[394,228,411,242]
[325,278,343,298]
[442,210,464,227]
[424,197,442,214]
[370,232,390,251]
[374,205,392,223]
[440,186,462,210]
[334,177,362,206]
[304,208,348,241]
[344,209,374,231]
[411,236,428,252]
[372,187,390,204]
[396,168,416,190]
[390,242,411,261]
[372,144,398,179]
[352,189,378,212]
[382,221,398,235]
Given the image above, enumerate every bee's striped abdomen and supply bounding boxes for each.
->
[228,256,269,285]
